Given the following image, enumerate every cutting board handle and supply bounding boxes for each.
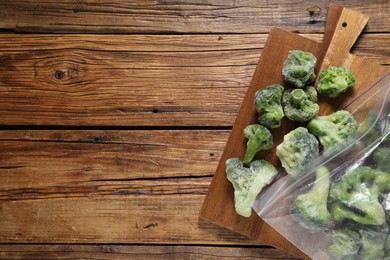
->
[317,4,369,69]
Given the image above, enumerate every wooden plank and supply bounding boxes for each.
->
[0,34,388,127]
[0,57,252,126]
[0,130,229,188]
[0,33,261,126]
[352,33,390,61]
[0,1,389,33]
[0,33,388,60]
[0,244,299,259]
[0,130,218,198]
[0,34,270,52]
[0,193,256,244]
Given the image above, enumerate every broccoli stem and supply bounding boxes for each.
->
[242,124,273,165]
[290,89,309,110]
[243,141,257,165]
[291,89,305,104]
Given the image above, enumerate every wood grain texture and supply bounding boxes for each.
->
[0,245,299,259]
[1,195,251,244]
[0,1,389,33]
[0,1,389,259]
[0,130,258,245]
[0,33,388,126]
[0,33,388,58]
[0,130,228,188]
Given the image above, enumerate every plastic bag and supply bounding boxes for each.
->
[253,71,390,260]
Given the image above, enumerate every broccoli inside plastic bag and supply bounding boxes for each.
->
[253,72,390,259]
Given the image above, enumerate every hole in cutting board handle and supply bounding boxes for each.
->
[342,22,347,27]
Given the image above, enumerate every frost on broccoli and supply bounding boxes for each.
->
[307,110,358,152]
[225,158,278,217]
[282,50,317,88]
[317,66,355,98]
[328,227,362,259]
[254,84,284,128]
[243,124,273,165]
[329,166,390,225]
[373,147,390,173]
[291,167,331,231]
[282,86,319,122]
[275,127,319,179]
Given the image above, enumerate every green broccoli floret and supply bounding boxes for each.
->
[254,84,284,128]
[329,166,390,225]
[307,110,358,152]
[373,147,390,173]
[225,158,278,217]
[329,224,389,259]
[358,112,390,145]
[359,225,388,260]
[243,124,273,165]
[282,50,317,88]
[291,167,331,230]
[328,228,362,259]
[275,127,319,179]
[317,66,355,98]
[282,86,319,122]
[358,112,382,136]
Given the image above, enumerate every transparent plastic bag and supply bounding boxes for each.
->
[253,71,390,260]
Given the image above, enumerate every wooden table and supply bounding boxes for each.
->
[0,1,388,259]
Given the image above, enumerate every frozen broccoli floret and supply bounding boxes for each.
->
[328,228,362,258]
[282,50,317,88]
[276,127,319,179]
[291,167,331,230]
[329,224,389,259]
[358,112,382,136]
[373,147,390,173]
[329,166,390,225]
[254,84,284,128]
[358,112,390,145]
[359,225,388,260]
[225,158,278,217]
[317,66,355,98]
[307,110,358,152]
[243,124,273,165]
[282,86,319,122]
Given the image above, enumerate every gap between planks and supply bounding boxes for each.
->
[0,244,300,259]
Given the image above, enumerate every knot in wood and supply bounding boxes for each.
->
[42,56,86,86]
[307,6,322,17]
[54,70,64,79]
[50,63,80,84]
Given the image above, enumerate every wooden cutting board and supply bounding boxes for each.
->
[200,4,388,259]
